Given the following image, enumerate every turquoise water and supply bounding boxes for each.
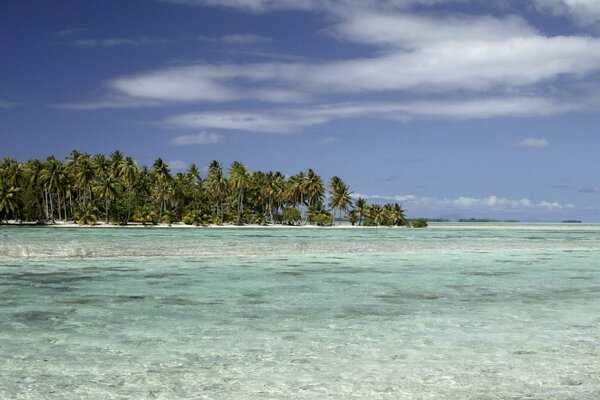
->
[1,224,600,399]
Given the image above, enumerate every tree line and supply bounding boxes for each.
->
[0,150,426,227]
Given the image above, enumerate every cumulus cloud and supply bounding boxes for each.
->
[516,137,550,148]
[353,193,574,212]
[169,131,224,145]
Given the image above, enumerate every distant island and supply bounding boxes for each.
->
[0,150,428,228]
[561,220,582,223]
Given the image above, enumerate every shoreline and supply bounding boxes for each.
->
[0,220,392,229]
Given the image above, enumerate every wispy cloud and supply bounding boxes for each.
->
[319,136,338,144]
[73,37,171,48]
[64,2,600,133]
[353,193,575,212]
[158,0,319,13]
[516,137,550,148]
[167,160,189,169]
[533,0,600,26]
[579,186,600,193]
[56,28,83,37]
[169,131,224,145]
[0,99,18,109]
[198,34,272,44]
[162,96,575,133]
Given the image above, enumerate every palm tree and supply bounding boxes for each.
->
[367,203,383,226]
[185,164,201,185]
[119,156,138,223]
[206,160,228,224]
[391,203,408,226]
[355,197,367,226]
[40,157,65,221]
[0,183,20,223]
[93,173,118,223]
[303,169,325,209]
[73,155,94,204]
[25,159,46,220]
[229,161,252,225]
[109,150,124,179]
[262,171,284,223]
[284,171,306,217]
[328,176,353,225]
[151,158,173,220]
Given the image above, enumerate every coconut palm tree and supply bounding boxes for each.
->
[25,159,46,220]
[41,157,65,221]
[185,164,201,185]
[0,183,20,223]
[261,171,284,223]
[206,160,228,224]
[93,173,118,223]
[229,161,252,225]
[109,150,124,180]
[304,169,325,209]
[366,203,383,226]
[355,197,367,226]
[284,172,306,215]
[328,176,353,225]
[119,156,138,223]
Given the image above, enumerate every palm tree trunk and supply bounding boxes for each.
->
[57,191,62,221]
[43,190,49,220]
[49,192,54,221]
[105,198,109,223]
[126,188,132,223]
[237,189,243,225]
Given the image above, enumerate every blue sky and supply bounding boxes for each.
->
[2,0,600,221]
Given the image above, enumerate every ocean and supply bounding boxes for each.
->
[1,224,599,399]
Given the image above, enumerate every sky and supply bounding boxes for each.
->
[2,0,600,221]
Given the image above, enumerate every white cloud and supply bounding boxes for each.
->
[63,3,600,132]
[167,160,189,169]
[169,131,224,145]
[198,34,272,44]
[56,28,83,37]
[158,0,319,12]
[516,137,550,148]
[353,193,574,211]
[92,30,600,101]
[534,0,600,26]
[73,37,170,48]
[158,0,465,13]
[163,96,575,133]
[51,97,162,110]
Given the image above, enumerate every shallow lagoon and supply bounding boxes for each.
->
[1,224,600,399]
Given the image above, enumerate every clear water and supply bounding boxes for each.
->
[1,224,600,399]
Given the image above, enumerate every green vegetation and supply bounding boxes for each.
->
[0,151,425,227]
[411,218,428,228]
